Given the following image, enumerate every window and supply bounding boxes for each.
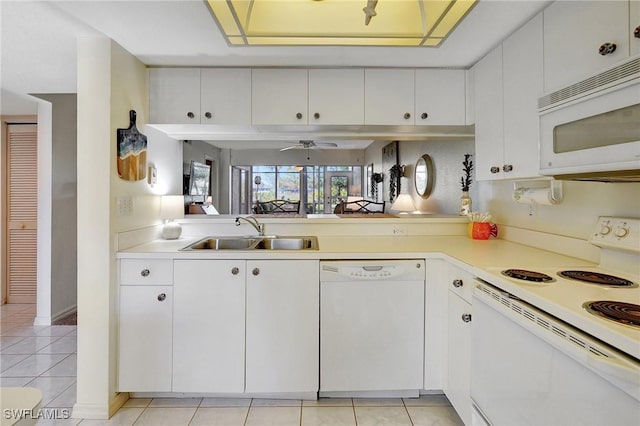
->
[234,165,362,214]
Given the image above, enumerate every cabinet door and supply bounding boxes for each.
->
[364,69,415,125]
[445,291,472,426]
[424,259,448,391]
[308,68,364,125]
[246,260,319,393]
[252,69,308,125]
[118,286,173,392]
[473,45,504,181]
[200,69,251,125]
[149,68,200,124]
[173,260,245,393]
[543,1,630,91]
[632,0,640,56]
[415,69,466,125]
[502,13,543,180]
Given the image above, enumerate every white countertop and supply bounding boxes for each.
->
[118,235,640,360]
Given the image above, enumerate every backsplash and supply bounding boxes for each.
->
[478,180,640,241]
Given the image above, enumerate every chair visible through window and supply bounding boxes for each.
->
[334,199,385,214]
[254,199,301,214]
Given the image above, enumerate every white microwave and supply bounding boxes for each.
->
[539,57,640,181]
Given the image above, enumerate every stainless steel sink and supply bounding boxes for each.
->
[257,237,318,250]
[181,236,318,251]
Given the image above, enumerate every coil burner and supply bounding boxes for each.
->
[501,269,554,283]
[558,270,636,287]
[583,301,640,328]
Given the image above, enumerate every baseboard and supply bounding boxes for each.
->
[33,315,51,326]
[71,393,128,420]
[51,304,77,323]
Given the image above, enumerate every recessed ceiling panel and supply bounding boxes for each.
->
[206,0,478,47]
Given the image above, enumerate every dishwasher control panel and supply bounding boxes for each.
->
[320,260,425,281]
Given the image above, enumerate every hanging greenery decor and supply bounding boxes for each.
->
[370,172,383,201]
[389,164,404,202]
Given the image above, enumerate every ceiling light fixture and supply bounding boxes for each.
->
[363,0,378,26]
[205,0,478,47]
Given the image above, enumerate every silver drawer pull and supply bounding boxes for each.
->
[231,267,240,275]
[452,279,463,288]
[140,269,150,277]
[252,268,260,276]
[157,293,166,302]
[461,313,472,323]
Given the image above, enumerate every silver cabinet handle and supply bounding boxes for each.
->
[157,293,166,302]
[186,111,195,119]
[231,267,240,275]
[140,269,150,277]
[314,112,320,119]
[452,279,463,288]
[403,112,411,120]
[296,112,303,120]
[461,313,472,323]
[503,164,513,173]
[252,268,260,276]
[490,166,500,174]
[204,112,212,119]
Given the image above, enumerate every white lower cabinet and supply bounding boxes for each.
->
[173,260,245,392]
[445,285,472,426]
[118,285,173,392]
[245,260,319,394]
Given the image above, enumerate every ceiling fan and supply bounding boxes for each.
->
[279,140,338,152]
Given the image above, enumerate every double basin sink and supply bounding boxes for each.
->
[181,235,318,251]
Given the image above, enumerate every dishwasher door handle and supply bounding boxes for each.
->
[362,266,384,271]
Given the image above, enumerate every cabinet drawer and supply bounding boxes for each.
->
[120,259,173,285]
[448,265,474,304]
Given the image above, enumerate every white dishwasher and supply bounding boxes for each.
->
[320,260,425,397]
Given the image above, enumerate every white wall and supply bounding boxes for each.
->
[75,37,182,419]
[365,139,476,214]
[34,94,78,322]
[477,180,640,241]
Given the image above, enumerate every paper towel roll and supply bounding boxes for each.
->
[513,188,558,205]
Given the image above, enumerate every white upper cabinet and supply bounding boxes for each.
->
[365,69,415,125]
[414,69,466,125]
[543,1,633,92]
[200,69,251,125]
[149,68,201,124]
[251,69,309,125]
[502,13,543,180]
[632,0,640,56]
[473,44,504,181]
[474,13,543,181]
[308,69,365,125]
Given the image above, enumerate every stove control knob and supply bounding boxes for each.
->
[615,226,629,238]
[599,224,612,235]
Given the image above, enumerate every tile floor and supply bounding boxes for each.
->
[1,303,464,426]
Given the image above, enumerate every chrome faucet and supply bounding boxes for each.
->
[235,216,265,236]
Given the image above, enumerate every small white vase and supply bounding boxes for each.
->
[460,191,472,216]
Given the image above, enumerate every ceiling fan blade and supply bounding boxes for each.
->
[314,142,338,148]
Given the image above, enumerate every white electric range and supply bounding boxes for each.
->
[471,216,640,426]
[475,216,640,359]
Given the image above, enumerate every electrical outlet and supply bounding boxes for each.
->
[392,226,408,236]
[116,196,133,216]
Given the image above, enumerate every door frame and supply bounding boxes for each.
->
[1,115,37,305]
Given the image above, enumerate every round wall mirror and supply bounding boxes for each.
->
[414,154,434,199]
